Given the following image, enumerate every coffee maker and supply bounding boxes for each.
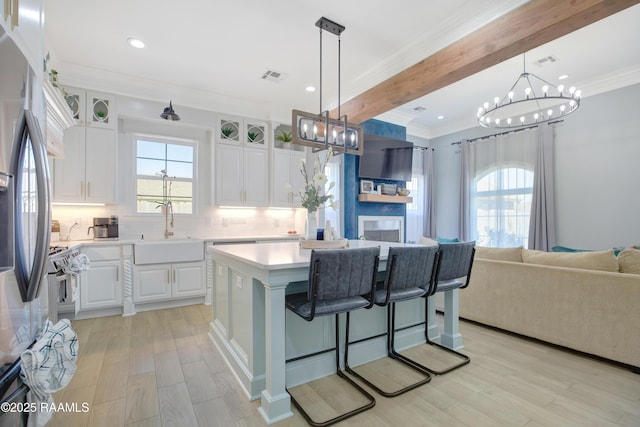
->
[88,216,118,239]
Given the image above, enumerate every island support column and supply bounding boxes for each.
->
[440,289,463,350]
[426,290,463,350]
[258,279,294,424]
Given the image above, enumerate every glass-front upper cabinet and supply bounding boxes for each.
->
[64,88,116,129]
[217,115,267,148]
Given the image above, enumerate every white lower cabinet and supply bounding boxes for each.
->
[133,261,205,303]
[78,245,122,312]
[79,260,122,310]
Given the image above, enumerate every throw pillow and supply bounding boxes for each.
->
[522,249,619,272]
[437,236,459,243]
[551,245,591,252]
[475,246,523,262]
[618,248,640,275]
[418,236,439,247]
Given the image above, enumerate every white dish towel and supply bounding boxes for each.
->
[20,319,78,427]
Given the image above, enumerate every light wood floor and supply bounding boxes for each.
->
[49,305,640,427]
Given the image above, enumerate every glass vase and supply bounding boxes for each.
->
[305,210,320,240]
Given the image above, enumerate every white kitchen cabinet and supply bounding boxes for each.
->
[215,114,269,207]
[133,261,205,303]
[78,245,122,312]
[53,126,117,203]
[174,262,206,297]
[271,148,306,207]
[218,115,267,148]
[63,87,116,129]
[0,0,44,74]
[215,144,269,207]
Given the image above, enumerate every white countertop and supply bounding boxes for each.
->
[207,240,419,270]
[52,233,302,251]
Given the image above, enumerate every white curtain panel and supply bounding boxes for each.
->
[423,148,437,239]
[528,125,556,251]
[459,129,540,246]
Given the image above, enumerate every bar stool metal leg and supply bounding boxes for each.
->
[288,313,376,427]
[344,307,433,397]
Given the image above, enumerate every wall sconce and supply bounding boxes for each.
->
[160,101,180,121]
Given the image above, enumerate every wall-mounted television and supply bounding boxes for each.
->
[358,134,414,181]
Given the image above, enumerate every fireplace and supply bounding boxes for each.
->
[358,216,404,243]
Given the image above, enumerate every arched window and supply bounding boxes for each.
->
[475,167,533,247]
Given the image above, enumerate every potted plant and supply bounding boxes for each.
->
[247,130,260,143]
[276,130,293,149]
[221,127,235,139]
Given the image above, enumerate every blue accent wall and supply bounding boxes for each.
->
[344,119,408,239]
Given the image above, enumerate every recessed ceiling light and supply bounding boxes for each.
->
[558,74,569,80]
[437,115,444,120]
[127,38,145,49]
[305,85,316,92]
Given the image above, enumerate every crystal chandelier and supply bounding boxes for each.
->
[477,55,581,129]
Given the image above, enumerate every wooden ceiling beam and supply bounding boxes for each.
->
[333,0,640,124]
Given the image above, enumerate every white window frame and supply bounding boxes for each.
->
[474,166,533,247]
[134,135,197,215]
[324,154,343,236]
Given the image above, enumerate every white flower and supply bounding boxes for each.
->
[313,173,327,186]
[330,199,340,210]
[296,150,335,213]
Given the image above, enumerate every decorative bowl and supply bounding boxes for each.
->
[397,188,410,196]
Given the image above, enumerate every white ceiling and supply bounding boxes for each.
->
[44,1,640,139]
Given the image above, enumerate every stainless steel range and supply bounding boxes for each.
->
[47,246,81,322]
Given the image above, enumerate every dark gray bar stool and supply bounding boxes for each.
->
[344,245,440,397]
[285,246,380,427]
[397,241,476,375]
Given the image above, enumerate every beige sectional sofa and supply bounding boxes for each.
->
[458,246,640,369]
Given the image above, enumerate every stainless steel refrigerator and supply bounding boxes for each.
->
[0,25,51,426]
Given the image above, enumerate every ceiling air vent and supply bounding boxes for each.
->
[534,55,559,66]
[261,70,288,83]
[412,106,426,112]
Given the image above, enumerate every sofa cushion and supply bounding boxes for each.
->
[618,248,640,275]
[475,246,523,262]
[522,249,619,272]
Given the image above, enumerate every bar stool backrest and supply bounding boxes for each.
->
[384,246,440,291]
[308,247,380,302]
[436,241,476,283]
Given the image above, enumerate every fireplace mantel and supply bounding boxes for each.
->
[358,194,413,204]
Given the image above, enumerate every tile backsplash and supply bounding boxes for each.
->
[51,205,307,241]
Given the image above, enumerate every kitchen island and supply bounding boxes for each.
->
[208,240,463,424]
